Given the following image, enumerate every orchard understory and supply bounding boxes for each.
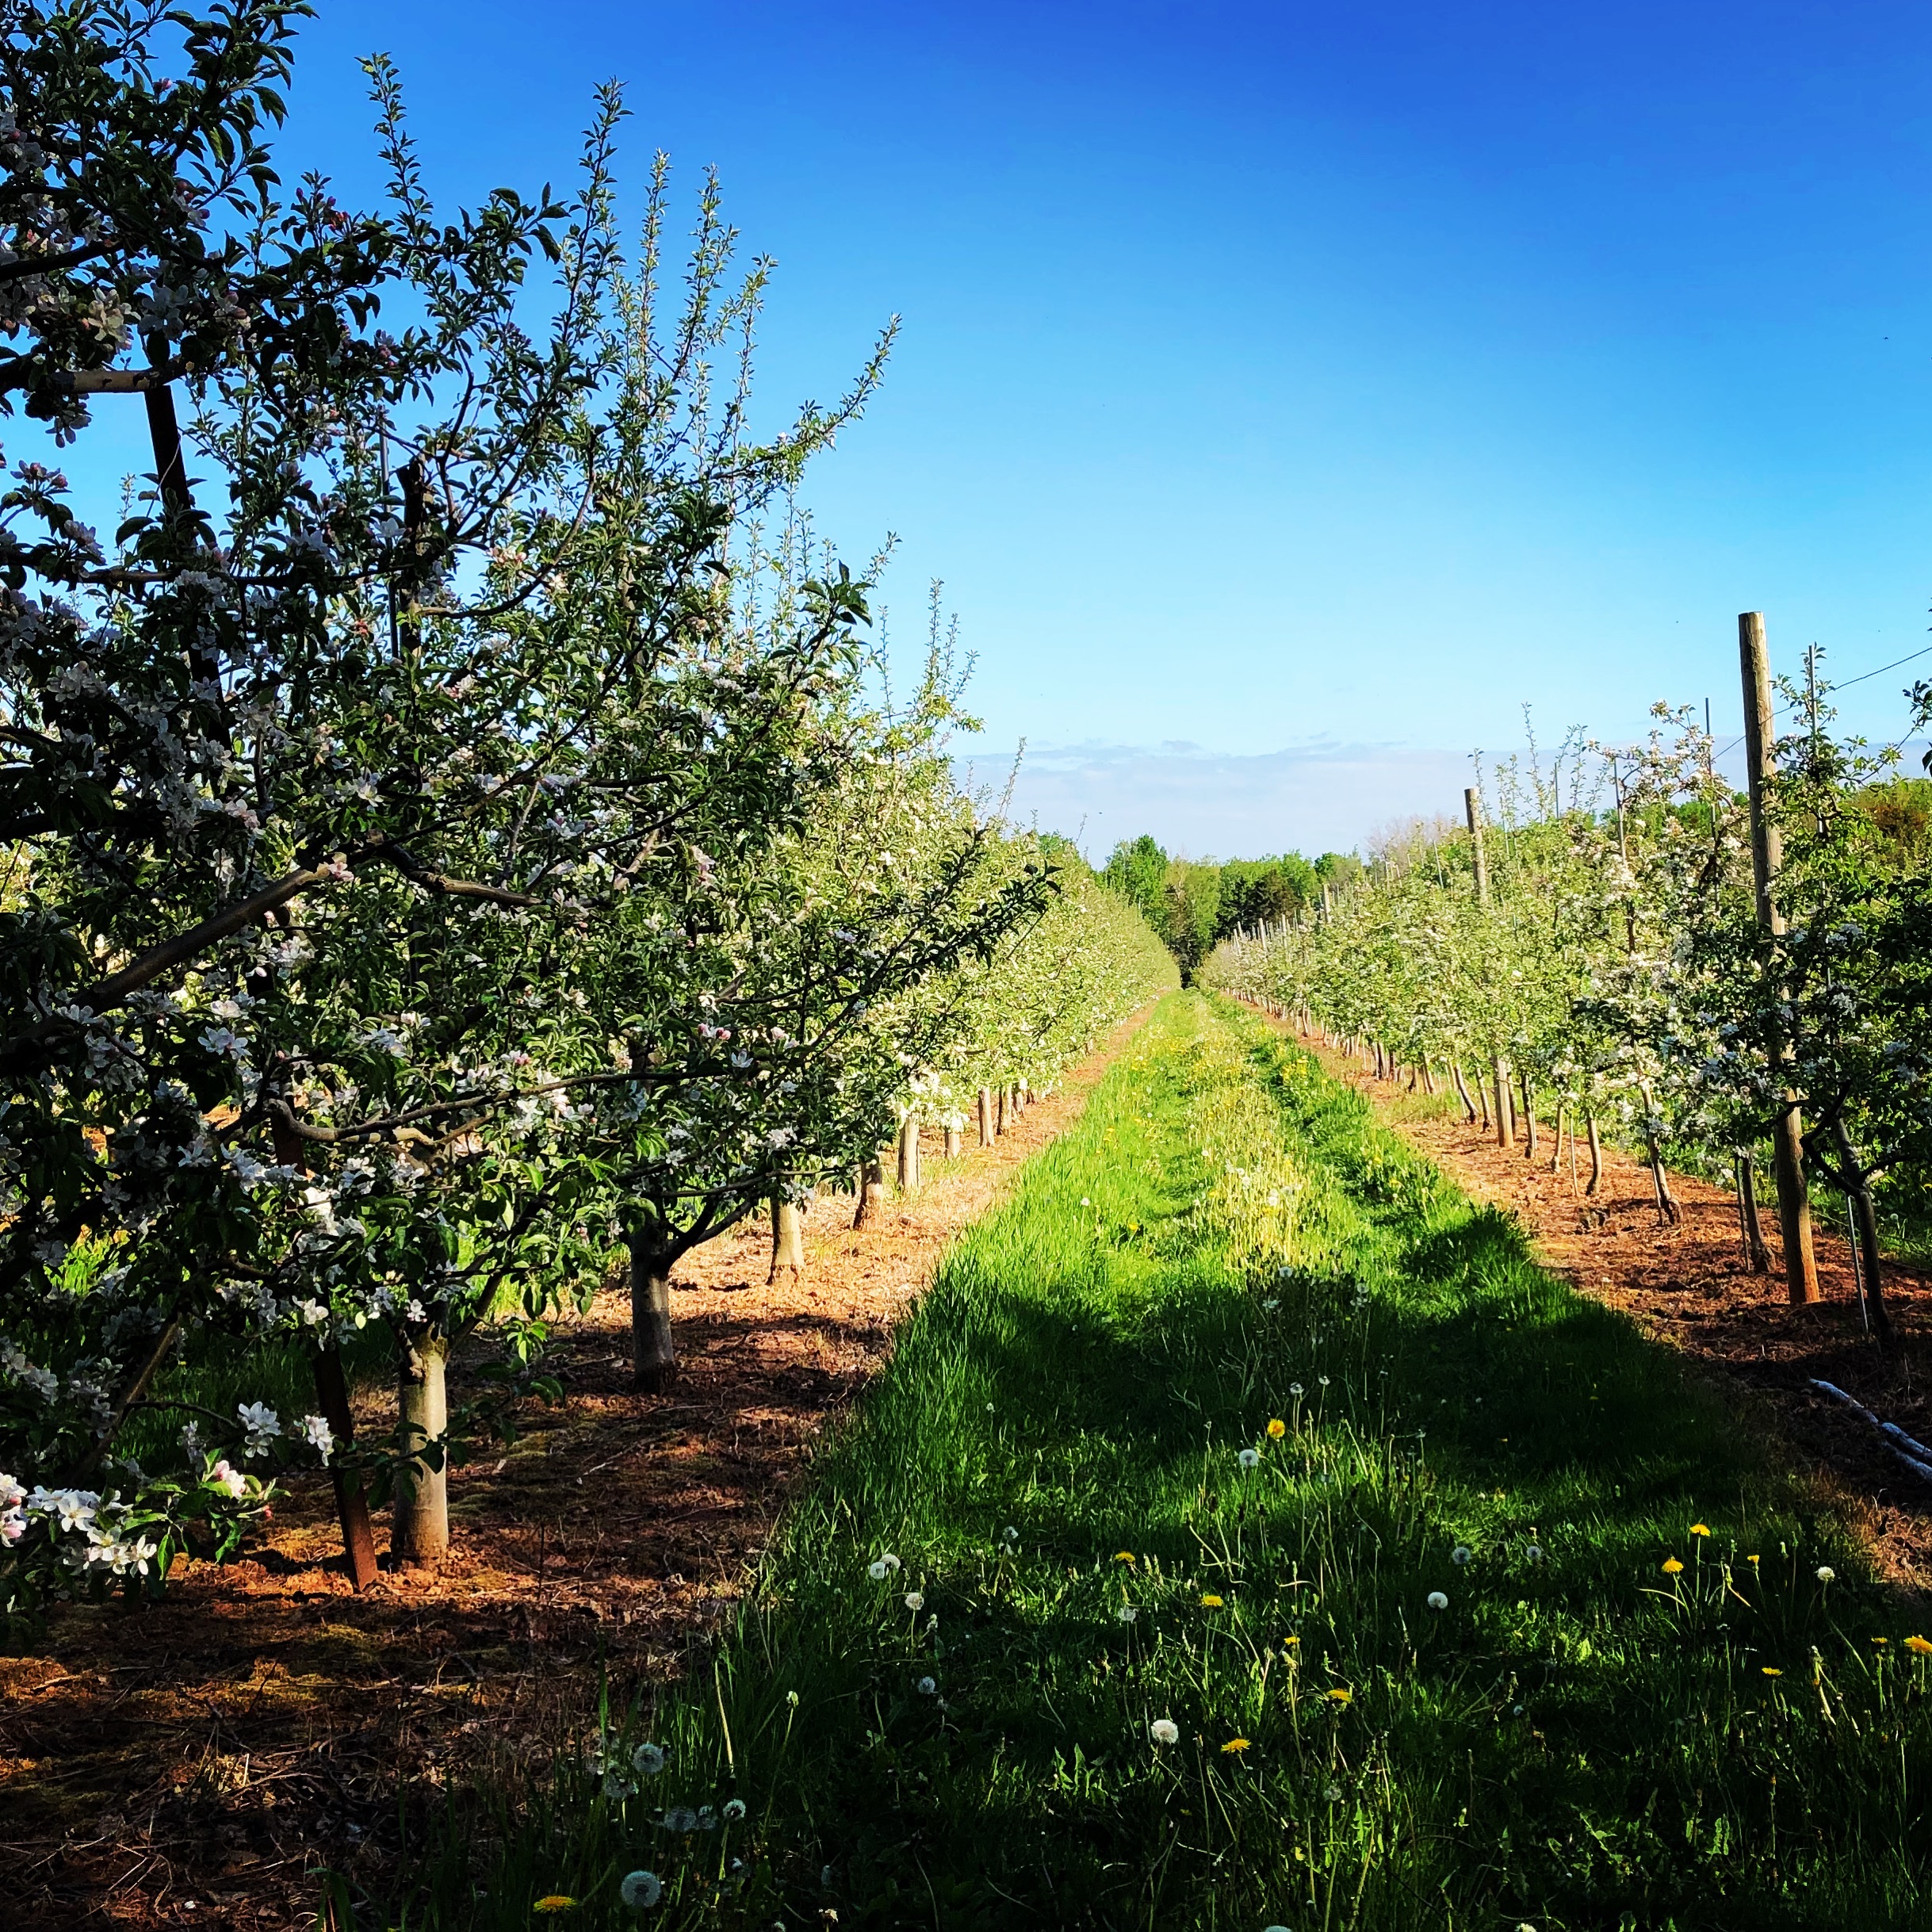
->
[349,994,1932,1932]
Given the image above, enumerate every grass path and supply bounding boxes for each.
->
[382,993,1932,1932]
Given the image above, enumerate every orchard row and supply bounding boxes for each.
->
[0,6,1172,1631]
[1203,660,1932,1343]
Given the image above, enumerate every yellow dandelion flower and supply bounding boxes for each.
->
[1221,1737,1251,1754]
[1326,1687,1352,1704]
[1905,1635,1932,1656]
[1746,1554,1761,1566]
[1200,1593,1224,1608]
[1115,1551,1135,1564]
[1689,1523,1711,1537]
[533,1899,577,1916]
[1662,1557,1684,1575]
[1761,1666,1782,1678]
[1282,1635,1300,1647]
[1873,1636,1891,1646]
[1267,1418,1287,1440]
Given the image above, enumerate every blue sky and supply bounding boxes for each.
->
[53,2,1932,856]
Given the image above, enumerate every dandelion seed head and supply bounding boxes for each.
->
[1815,1566,1836,1584]
[1451,1545,1473,1566]
[619,1869,663,1910]
[1115,1605,1138,1624]
[1239,1448,1261,1469]
[1149,1717,1180,1745]
[723,1799,747,1822]
[904,1591,925,1612]
[631,1743,666,1777]
[1323,1781,1341,1802]
[1426,1591,1448,1611]
[916,1675,937,1696]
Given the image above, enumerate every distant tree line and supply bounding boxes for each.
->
[1100,835,1359,977]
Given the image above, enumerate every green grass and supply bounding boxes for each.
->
[363,991,1932,1931]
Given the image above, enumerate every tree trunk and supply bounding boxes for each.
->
[1421,1060,1437,1096]
[1551,1103,1565,1175]
[1830,1118,1895,1347]
[1737,1155,1770,1272]
[1450,1061,1477,1124]
[629,1232,677,1390]
[392,1332,451,1568]
[1521,1073,1538,1161]
[769,1193,805,1286]
[853,1154,888,1226]
[977,1086,994,1147]
[313,1342,377,1590]
[1772,1105,1821,1306]
[1647,1136,1678,1223]
[1586,1113,1603,1196]
[944,1123,962,1158]
[997,1086,1009,1135]
[897,1115,921,1193]
[1494,1058,1513,1148]
[1475,1065,1490,1132]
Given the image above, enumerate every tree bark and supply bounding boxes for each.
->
[769,1193,806,1286]
[977,1086,994,1146]
[997,1086,1009,1135]
[1521,1073,1538,1160]
[1647,1137,1678,1224]
[1772,1105,1821,1305]
[1737,1155,1770,1272]
[1475,1065,1490,1132]
[897,1115,921,1193]
[313,1342,377,1590]
[1494,1058,1513,1148]
[1450,1061,1477,1124]
[1551,1103,1565,1175]
[1740,612,1820,1306]
[944,1123,962,1158]
[852,1155,886,1227]
[392,1333,451,1568]
[629,1233,677,1390]
[1586,1113,1603,1196]
[1829,1118,1895,1347]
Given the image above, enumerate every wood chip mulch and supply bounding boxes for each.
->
[2,1010,1150,1931]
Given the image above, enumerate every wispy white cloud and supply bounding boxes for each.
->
[956,738,1482,862]
[958,734,1932,863]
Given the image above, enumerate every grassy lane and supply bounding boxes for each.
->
[388,993,1932,1932]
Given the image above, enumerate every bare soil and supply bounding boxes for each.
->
[1284,1022,1932,1592]
[1,1015,1147,1932]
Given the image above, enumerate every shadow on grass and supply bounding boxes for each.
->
[366,996,1932,1932]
